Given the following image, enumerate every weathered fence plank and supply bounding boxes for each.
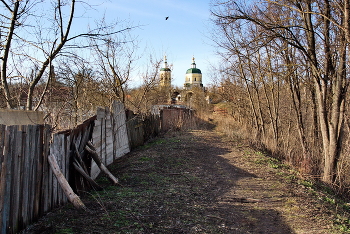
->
[51,133,59,208]
[21,125,31,229]
[41,125,52,215]
[57,134,64,205]
[46,131,53,212]
[113,101,130,160]
[0,126,12,233]
[28,125,36,225]
[0,125,5,178]
[33,125,43,220]
[10,126,21,232]
[64,133,70,204]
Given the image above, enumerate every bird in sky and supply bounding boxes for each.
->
[165,16,169,20]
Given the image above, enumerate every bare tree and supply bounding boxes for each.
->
[1,0,31,108]
[90,20,138,105]
[125,56,163,114]
[0,0,133,110]
[57,59,99,126]
[211,0,350,184]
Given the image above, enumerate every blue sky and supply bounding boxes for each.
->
[90,0,217,87]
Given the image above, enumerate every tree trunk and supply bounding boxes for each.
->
[1,1,20,109]
[322,37,347,183]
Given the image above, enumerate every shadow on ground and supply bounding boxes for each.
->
[23,130,295,234]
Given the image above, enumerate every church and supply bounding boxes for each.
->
[184,57,203,89]
[159,56,204,105]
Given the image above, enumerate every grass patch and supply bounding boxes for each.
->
[253,152,286,169]
[140,138,167,149]
[55,228,75,234]
[334,215,350,233]
[323,196,336,205]
[139,156,151,161]
[298,179,313,188]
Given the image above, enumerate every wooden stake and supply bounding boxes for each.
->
[74,143,89,174]
[85,144,119,185]
[73,160,103,191]
[48,154,87,210]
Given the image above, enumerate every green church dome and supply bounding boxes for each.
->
[186,68,201,74]
[160,68,171,71]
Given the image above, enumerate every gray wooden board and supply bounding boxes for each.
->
[60,134,65,204]
[57,134,63,205]
[11,126,21,232]
[21,125,31,227]
[64,134,70,203]
[1,126,13,233]
[75,132,82,159]
[41,126,51,214]
[0,126,7,232]
[0,125,5,178]
[8,126,15,232]
[79,126,90,153]
[91,118,102,179]
[28,125,36,224]
[51,134,59,207]
[33,125,42,218]
[18,126,27,228]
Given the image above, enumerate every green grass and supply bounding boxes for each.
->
[139,156,151,161]
[55,228,75,234]
[253,152,285,169]
[334,214,350,233]
[298,179,313,188]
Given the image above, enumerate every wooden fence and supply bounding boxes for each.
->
[160,107,197,131]
[0,102,193,234]
[0,125,53,233]
[126,111,161,149]
[0,101,130,233]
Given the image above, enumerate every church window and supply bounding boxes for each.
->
[195,78,197,81]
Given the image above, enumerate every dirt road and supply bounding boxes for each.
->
[23,129,347,233]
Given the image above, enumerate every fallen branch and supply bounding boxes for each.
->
[85,143,119,185]
[48,154,87,210]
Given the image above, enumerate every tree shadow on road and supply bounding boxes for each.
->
[22,129,295,234]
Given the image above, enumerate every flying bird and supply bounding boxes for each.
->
[165,16,169,20]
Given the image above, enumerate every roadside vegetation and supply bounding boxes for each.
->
[209,0,350,194]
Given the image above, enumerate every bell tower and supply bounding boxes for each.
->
[159,55,171,88]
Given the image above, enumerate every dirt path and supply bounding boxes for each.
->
[24,129,346,234]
